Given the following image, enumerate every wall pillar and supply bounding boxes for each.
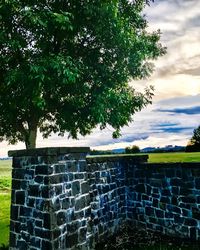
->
[8,147,90,250]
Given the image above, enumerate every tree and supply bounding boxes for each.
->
[125,145,140,154]
[185,126,200,152]
[0,0,166,149]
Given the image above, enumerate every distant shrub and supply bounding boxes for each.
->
[185,144,200,152]
[125,145,140,154]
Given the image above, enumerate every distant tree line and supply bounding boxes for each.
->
[90,126,200,156]
[125,145,140,154]
[185,126,200,152]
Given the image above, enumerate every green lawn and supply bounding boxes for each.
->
[148,152,200,163]
[0,160,11,247]
[0,193,11,247]
[0,152,200,247]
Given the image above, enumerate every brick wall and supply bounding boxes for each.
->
[8,147,200,249]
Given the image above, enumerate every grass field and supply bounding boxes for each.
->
[0,160,11,247]
[0,152,200,247]
[148,152,200,163]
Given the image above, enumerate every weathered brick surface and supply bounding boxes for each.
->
[9,148,200,249]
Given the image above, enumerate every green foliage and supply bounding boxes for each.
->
[148,152,200,163]
[0,0,166,148]
[186,126,200,152]
[125,145,140,154]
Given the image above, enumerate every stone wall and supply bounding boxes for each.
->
[9,147,200,249]
[9,147,147,250]
[126,162,200,240]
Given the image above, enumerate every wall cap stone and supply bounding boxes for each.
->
[87,154,148,163]
[8,147,90,157]
[141,162,200,168]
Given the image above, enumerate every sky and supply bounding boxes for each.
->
[0,0,200,157]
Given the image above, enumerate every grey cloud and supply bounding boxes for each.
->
[185,15,200,28]
[157,106,200,115]
[153,124,194,134]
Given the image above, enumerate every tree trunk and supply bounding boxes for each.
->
[25,127,37,149]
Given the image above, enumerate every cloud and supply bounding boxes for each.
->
[153,125,194,134]
[157,106,200,115]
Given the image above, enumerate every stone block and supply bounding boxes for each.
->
[155,209,164,218]
[16,191,25,205]
[48,175,63,184]
[41,240,53,250]
[17,240,28,249]
[160,196,170,204]
[171,195,178,206]
[12,179,28,190]
[43,213,51,229]
[20,206,33,217]
[12,169,26,180]
[81,182,90,194]
[190,227,197,240]
[145,207,155,216]
[35,228,51,239]
[180,195,196,203]
[57,211,66,226]
[35,219,43,227]
[174,214,184,224]
[135,184,146,193]
[170,178,183,186]
[62,198,70,209]
[54,164,66,173]
[195,178,200,189]
[184,218,198,226]
[166,204,181,214]
[9,232,17,247]
[35,165,53,175]
[192,207,200,220]
[30,237,41,248]
[79,227,87,242]
[75,196,86,210]
[161,188,171,196]
[152,198,159,208]
[34,175,44,184]
[179,188,192,196]
[28,184,40,197]
[182,208,191,217]
[41,186,50,198]
[171,186,180,195]
[66,233,79,248]
[72,181,81,196]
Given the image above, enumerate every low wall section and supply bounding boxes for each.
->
[8,147,200,249]
[126,162,200,240]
